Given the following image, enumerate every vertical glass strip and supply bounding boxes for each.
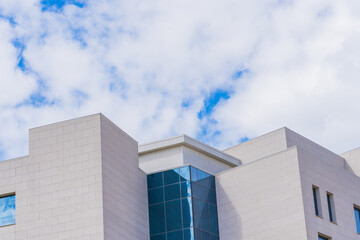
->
[354,207,360,234]
[326,193,333,222]
[313,187,319,216]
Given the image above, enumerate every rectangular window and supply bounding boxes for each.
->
[326,192,336,223]
[312,186,321,217]
[354,205,360,234]
[0,194,15,227]
[318,234,330,240]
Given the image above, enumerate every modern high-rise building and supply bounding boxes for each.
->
[1,113,360,240]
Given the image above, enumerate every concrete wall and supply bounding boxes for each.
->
[0,114,104,240]
[341,147,360,176]
[285,128,345,169]
[298,146,360,239]
[223,128,288,164]
[139,146,184,174]
[183,147,234,175]
[100,115,149,240]
[0,114,149,240]
[139,146,234,175]
[216,147,308,240]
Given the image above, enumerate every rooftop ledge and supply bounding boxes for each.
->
[139,134,241,167]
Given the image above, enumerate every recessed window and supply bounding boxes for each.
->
[326,192,336,223]
[0,194,15,227]
[354,205,360,234]
[318,233,331,240]
[312,186,322,217]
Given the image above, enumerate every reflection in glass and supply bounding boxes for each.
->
[181,181,192,198]
[183,228,195,240]
[164,168,180,185]
[0,195,15,227]
[182,197,193,228]
[355,207,360,234]
[147,166,220,239]
[180,166,191,181]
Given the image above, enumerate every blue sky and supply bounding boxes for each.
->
[0,0,360,160]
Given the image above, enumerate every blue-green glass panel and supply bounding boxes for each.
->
[197,168,206,181]
[210,235,219,240]
[209,204,219,235]
[355,207,360,234]
[151,234,166,240]
[180,166,191,181]
[208,175,215,190]
[0,195,15,227]
[200,200,210,231]
[166,200,182,231]
[194,228,201,240]
[202,231,210,240]
[148,172,164,189]
[198,184,210,202]
[192,182,199,199]
[182,197,193,228]
[167,230,183,240]
[184,228,195,240]
[208,189,216,205]
[181,181,192,198]
[165,183,180,201]
[199,172,211,187]
[149,203,166,235]
[164,168,180,185]
[148,187,164,205]
[318,236,328,240]
[191,166,198,182]
[193,198,201,228]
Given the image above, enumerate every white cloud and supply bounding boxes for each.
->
[0,0,360,160]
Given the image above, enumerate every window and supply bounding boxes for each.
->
[326,192,336,223]
[354,205,360,234]
[318,233,331,240]
[312,186,322,217]
[0,194,15,227]
[147,166,219,240]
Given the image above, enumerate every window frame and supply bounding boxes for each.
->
[354,205,360,234]
[312,185,322,217]
[0,193,16,227]
[318,232,331,240]
[326,192,336,223]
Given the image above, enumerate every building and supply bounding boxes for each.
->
[0,113,360,240]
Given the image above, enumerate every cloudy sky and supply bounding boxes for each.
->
[0,0,360,161]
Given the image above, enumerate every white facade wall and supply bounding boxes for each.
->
[100,115,149,240]
[216,147,308,240]
[0,114,105,240]
[224,128,288,165]
[0,114,148,240]
[298,147,360,239]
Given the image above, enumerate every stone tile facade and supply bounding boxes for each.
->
[1,114,360,239]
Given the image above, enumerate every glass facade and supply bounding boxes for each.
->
[0,194,15,227]
[147,166,219,240]
[354,206,360,234]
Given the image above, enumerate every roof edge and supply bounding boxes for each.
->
[139,135,241,167]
